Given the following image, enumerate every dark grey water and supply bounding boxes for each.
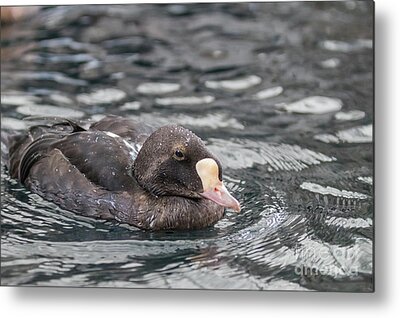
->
[1,2,373,291]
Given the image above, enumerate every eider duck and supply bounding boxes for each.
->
[2,115,241,230]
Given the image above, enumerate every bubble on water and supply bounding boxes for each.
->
[278,96,342,114]
[155,95,215,106]
[300,182,369,199]
[77,88,126,105]
[16,104,85,118]
[334,110,365,121]
[136,82,181,95]
[205,75,262,91]
[252,86,283,100]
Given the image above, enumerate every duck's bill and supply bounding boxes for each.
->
[196,158,241,212]
[200,182,241,212]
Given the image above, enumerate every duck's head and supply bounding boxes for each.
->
[133,125,240,212]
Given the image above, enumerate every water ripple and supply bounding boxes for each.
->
[300,182,370,199]
[16,105,85,118]
[278,96,342,114]
[77,88,127,105]
[208,139,335,171]
[137,82,181,95]
[205,75,262,91]
[315,124,372,144]
[320,39,373,52]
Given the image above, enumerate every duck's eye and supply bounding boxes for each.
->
[174,150,185,161]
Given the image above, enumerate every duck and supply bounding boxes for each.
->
[2,115,241,230]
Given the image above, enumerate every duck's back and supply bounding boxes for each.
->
[89,115,154,145]
[2,116,155,219]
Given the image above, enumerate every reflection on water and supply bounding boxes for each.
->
[1,2,373,291]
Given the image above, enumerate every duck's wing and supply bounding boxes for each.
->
[9,116,144,192]
[5,120,84,179]
[89,115,155,145]
[26,147,133,220]
[50,130,137,192]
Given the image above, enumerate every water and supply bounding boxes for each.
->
[1,2,373,291]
